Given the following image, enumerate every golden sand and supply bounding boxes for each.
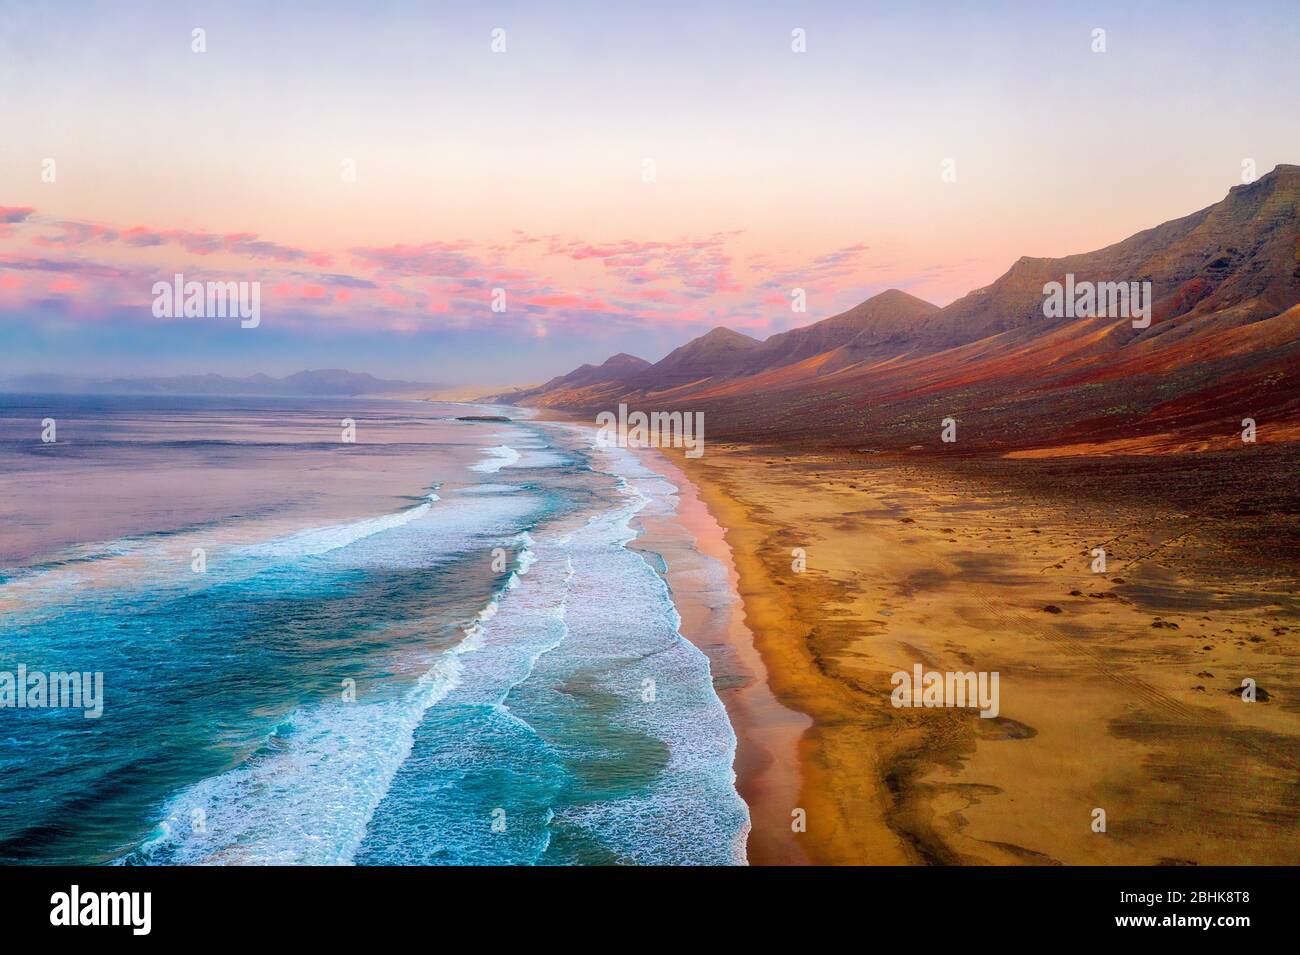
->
[672,444,1300,865]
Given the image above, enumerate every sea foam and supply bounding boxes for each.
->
[468,445,521,474]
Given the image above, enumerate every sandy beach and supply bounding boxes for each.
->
[667,444,1300,865]
[628,449,812,864]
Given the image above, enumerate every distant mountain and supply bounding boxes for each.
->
[3,369,436,398]
[636,327,762,389]
[490,352,650,407]
[500,164,1300,453]
[549,352,651,390]
[749,288,940,374]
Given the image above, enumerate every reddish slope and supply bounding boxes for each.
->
[504,165,1300,453]
[748,289,939,373]
[916,164,1300,348]
[491,352,649,408]
[627,327,763,390]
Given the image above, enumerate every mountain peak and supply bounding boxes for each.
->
[639,325,763,387]
[601,352,650,368]
[1231,163,1300,193]
[868,288,937,308]
[698,326,760,345]
[737,287,941,375]
[822,287,941,330]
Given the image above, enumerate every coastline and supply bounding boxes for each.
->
[664,445,912,864]
[523,406,811,864]
[504,407,1300,864]
[627,447,811,866]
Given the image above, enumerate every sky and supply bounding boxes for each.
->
[1,0,1298,386]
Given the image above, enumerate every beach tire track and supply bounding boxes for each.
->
[971,584,1201,722]
[926,544,1203,723]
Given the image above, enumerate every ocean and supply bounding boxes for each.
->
[0,395,748,865]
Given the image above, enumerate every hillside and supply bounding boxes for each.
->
[502,165,1300,454]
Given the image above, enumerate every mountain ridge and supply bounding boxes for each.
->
[495,164,1300,452]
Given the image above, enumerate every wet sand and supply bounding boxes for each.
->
[629,448,811,865]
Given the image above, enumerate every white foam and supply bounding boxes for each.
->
[234,492,440,560]
[454,483,523,495]
[468,446,521,474]
[131,533,538,866]
[128,423,750,866]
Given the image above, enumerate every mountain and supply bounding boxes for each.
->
[3,369,435,397]
[750,288,940,373]
[492,291,942,406]
[634,327,762,389]
[271,369,432,396]
[501,164,1300,454]
[913,165,1300,349]
[491,352,650,408]
[550,352,650,389]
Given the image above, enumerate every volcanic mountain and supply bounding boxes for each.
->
[496,352,651,408]
[748,288,940,373]
[638,327,763,389]
[501,164,1300,453]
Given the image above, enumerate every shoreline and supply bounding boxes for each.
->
[526,407,810,864]
[664,447,912,864]
[488,406,1300,865]
[628,448,811,866]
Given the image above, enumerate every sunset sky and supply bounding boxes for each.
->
[2,0,1298,385]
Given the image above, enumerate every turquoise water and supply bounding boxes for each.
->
[0,396,747,864]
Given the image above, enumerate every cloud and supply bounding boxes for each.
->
[521,293,617,311]
[223,233,309,262]
[2,206,926,349]
[545,233,741,295]
[10,216,315,262]
[752,242,871,287]
[122,227,166,247]
[32,222,122,247]
[349,241,482,278]
[0,255,132,279]
[300,272,380,289]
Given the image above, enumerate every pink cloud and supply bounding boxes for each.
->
[349,241,480,278]
[523,293,616,310]
[122,226,166,247]
[636,288,678,303]
[0,207,912,344]
[223,233,308,262]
